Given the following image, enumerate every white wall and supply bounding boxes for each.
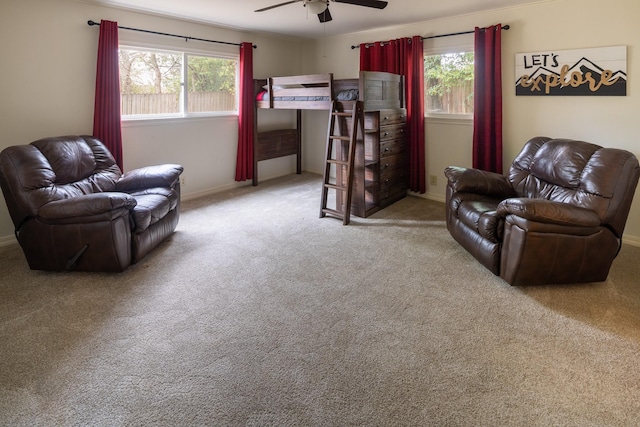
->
[0,0,305,241]
[302,0,640,244]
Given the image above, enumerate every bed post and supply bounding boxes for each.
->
[252,79,259,186]
[296,109,302,174]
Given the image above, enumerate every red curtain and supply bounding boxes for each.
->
[473,24,503,173]
[235,42,254,182]
[93,20,123,170]
[359,36,425,193]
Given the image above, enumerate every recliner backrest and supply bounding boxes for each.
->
[30,136,122,193]
[508,136,640,237]
[0,135,122,228]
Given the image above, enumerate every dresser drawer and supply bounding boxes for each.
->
[380,138,406,157]
[378,109,406,126]
[364,109,406,128]
[379,124,405,142]
[379,153,406,174]
[380,182,407,206]
[380,167,408,188]
[380,153,408,191]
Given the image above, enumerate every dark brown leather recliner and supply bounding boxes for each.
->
[0,135,183,272]
[444,137,640,285]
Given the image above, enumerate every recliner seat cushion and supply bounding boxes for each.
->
[131,194,171,233]
[129,187,179,233]
[128,187,179,210]
[451,194,503,243]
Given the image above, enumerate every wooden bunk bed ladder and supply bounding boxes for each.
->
[320,101,364,225]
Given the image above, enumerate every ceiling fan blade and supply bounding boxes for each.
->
[318,8,332,23]
[333,0,388,9]
[255,0,301,12]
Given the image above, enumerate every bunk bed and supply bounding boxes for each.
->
[252,71,405,187]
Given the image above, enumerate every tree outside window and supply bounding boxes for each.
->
[186,55,237,113]
[424,52,474,115]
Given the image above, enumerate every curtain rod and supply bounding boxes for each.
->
[87,20,257,49]
[350,24,509,49]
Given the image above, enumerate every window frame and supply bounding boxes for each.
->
[119,43,240,121]
[423,44,474,121]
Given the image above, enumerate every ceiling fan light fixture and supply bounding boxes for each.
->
[306,0,328,14]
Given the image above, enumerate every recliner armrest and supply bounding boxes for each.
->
[497,198,601,227]
[444,166,516,198]
[39,192,137,219]
[116,164,184,192]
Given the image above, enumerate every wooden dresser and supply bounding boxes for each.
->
[351,108,408,218]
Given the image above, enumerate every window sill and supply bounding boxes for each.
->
[425,114,473,126]
[121,113,238,127]
[121,114,238,127]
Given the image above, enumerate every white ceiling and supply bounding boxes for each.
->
[87,0,544,39]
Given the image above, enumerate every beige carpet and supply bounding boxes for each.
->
[1,172,639,426]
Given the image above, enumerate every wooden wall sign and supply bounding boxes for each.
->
[515,46,627,96]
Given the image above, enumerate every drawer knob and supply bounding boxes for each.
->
[384,132,389,136]
[384,147,390,152]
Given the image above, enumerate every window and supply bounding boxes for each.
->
[424,51,474,117]
[119,47,238,118]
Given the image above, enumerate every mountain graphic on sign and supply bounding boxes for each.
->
[516,56,627,96]
[608,70,628,83]
[566,57,627,81]
[515,67,559,86]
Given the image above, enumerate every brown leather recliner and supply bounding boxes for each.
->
[444,137,640,285]
[0,135,183,272]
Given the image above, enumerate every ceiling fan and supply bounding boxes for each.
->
[255,0,388,23]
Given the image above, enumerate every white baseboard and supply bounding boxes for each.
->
[410,191,446,204]
[180,181,248,202]
[180,171,302,201]
[0,234,17,248]
[622,234,640,247]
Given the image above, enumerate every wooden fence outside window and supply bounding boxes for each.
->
[121,92,236,115]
